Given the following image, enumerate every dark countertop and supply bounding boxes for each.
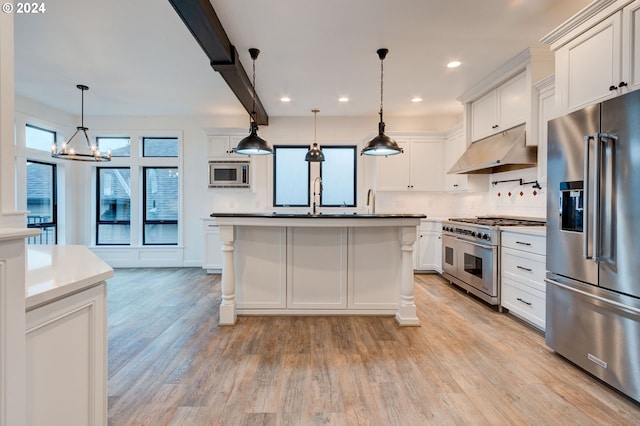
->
[211,212,427,219]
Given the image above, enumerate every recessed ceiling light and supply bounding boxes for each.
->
[447,61,462,68]
[411,97,423,103]
[280,97,291,102]
[338,97,349,103]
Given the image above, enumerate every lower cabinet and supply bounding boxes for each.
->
[500,229,546,330]
[415,219,442,273]
[26,283,107,426]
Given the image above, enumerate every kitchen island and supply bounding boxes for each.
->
[211,213,425,326]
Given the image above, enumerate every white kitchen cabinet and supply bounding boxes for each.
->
[202,218,223,273]
[535,76,556,184]
[207,135,245,158]
[442,127,489,192]
[26,283,107,426]
[470,72,527,141]
[376,136,443,192]
[543,0,640,113]
[500,228,546,330]
[415,219,442,273]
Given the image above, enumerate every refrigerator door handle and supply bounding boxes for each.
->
[597,133,617,261]
[583,135,594,260]
[545,278,640,315]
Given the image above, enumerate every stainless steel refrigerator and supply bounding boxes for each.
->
[547,89,640,403]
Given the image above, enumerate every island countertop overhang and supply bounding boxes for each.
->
[210,212,426,227]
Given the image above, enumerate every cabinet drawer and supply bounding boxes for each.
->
[501,277,545,330]
[501,247,546,292]
[501,231,545,255]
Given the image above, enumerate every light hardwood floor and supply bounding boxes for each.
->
[107,268,639,425]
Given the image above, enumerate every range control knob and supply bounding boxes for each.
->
[484,234,491,241]
[471,232,476,237]
[477,232,484,239]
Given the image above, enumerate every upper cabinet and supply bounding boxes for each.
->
[442,126,488,192]
[542,0,640,114]
[375,135,443,192]
[470,72,528,141]
[458,47,554,146]
[207,134,245,158]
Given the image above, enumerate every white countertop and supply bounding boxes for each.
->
[26,245,114,310]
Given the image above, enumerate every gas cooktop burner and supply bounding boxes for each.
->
[447,216,545,227]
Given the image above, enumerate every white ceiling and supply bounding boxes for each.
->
[14,0,592,120]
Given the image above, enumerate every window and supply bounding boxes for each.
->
[26,160,57,244]
[320,146,356,206]
[143,167,178,245]
[143,137,178,157]
[273,146,310,207]
[96,168,131,245]
[26,124,56,152]
[96,137,130,157]
[273,145,357,208]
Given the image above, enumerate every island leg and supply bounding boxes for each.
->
[395,225,420,326]
[219,224,237,325]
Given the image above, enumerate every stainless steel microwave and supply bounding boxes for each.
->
[208,160,251,188]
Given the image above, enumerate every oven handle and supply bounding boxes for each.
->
[455,238,494,250]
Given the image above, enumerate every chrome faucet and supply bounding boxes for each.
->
[366,188,376,214]
[312,177,323,214]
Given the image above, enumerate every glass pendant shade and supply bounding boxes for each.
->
[361,48,402,157]
[51,84,111,162]
[305,109,325,162]
[235,48,273,156]
[235,122,273,155]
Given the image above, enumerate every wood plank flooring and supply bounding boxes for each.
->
[107,268,640,425]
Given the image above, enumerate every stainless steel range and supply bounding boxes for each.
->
[442,216,545,306]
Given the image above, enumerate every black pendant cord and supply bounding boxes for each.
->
[379,53,384,124]
[248,48,260,129]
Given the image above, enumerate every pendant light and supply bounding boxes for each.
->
[305,109,325,162]
[51,84,111,162]
[235,48,273,155]
[361,48,403,156]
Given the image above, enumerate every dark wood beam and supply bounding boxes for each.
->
[168,0,269,125]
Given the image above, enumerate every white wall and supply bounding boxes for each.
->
[14,97,545,267]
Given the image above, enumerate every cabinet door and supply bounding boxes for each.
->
[623,0,640,92]
[410,138,443,191]
[376,140,411,191]
[537,82,556,183]
[203,221,223,273]
[559,12,622,111]
[498,72,527,131]
[207,135,244,157]
[416,231,443,272]
[26,284,107,426]
[471,90,497,141]
[443,130,465,191]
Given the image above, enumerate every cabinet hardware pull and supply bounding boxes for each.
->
[515,241,531,246]
[619,81,628,88]
[609,85,618,91]
[491,124,499,129]
[516,265,532,272]
[516,297,532,306]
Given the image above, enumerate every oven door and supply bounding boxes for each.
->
[456,239,497,297]
[442,234,457,277]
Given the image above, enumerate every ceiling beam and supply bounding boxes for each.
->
[168,0,269,125]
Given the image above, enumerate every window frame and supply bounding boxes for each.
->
[96,167,132,246]
[142,137,179,158]
[25,159,58,244]
[25,123,56,152]
[96,136,131,157]
[319,145,357,207]
[272,145,311,208]
[142,166,179,246]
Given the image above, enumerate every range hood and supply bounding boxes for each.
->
[448,124,537,174]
